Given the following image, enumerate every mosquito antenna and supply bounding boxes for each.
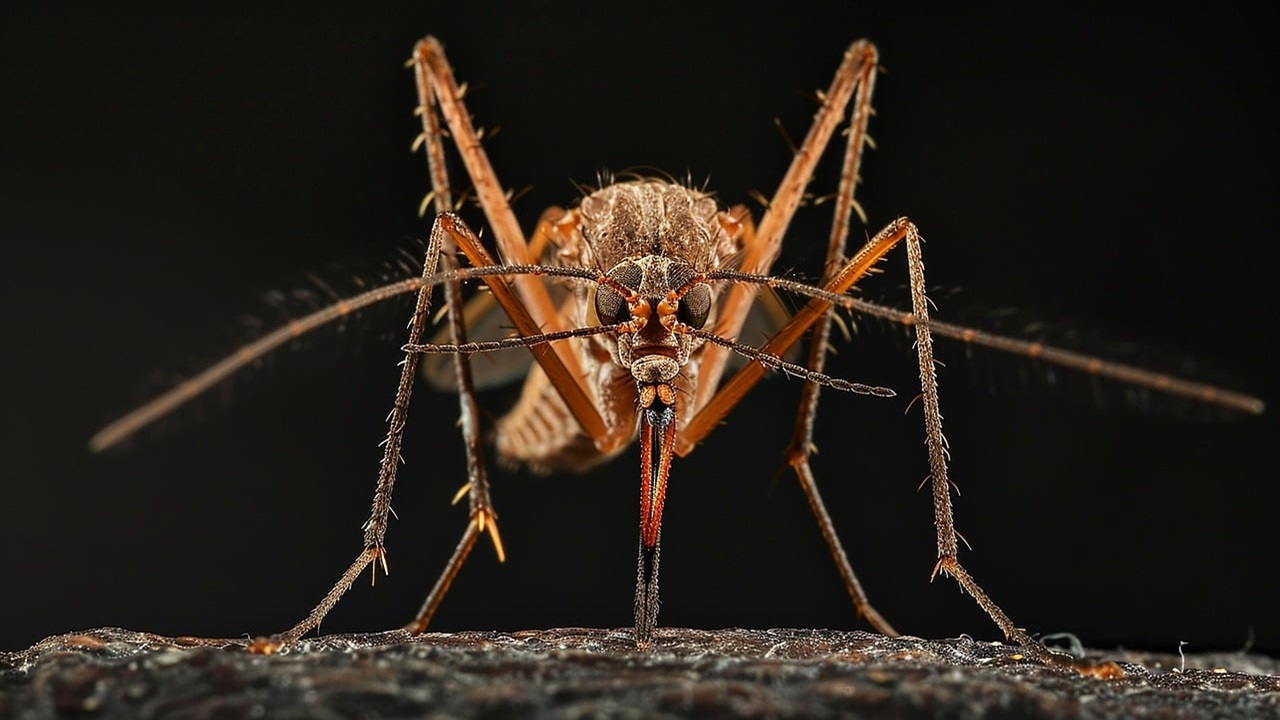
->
[89,263,607,452]
[706,269,1265,415]
[683,327,894,397]
[404,323,624,355]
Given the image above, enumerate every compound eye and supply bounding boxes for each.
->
[594,286,627,325]
[676,283,712,329]
[594,260,642,326]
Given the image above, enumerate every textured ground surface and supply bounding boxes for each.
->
[2,627,1277,719]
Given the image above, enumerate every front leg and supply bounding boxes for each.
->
[896,220,1067,663]
[250,210,451,653]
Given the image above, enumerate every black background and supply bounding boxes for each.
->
[4,3,1276,655]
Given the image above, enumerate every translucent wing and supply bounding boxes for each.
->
[421,283,569,391]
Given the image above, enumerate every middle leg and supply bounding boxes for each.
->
[779,36,897,636]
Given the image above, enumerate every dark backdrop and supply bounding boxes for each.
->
[4,3,1276,655]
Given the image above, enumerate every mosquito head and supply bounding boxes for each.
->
[592,255,713,386]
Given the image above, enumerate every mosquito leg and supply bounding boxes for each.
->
[679,218,912,454]
[898,221,1055,658]
[694,40,879,411]
[789,36,878,432]
[683,221,904,637]
[784,37,877,473]
[720,208,898,637]
[792,462,896,635]
[413,37,623,453]
[402,250,502,634]
[395,52,507,634]
[771,39,896,635]
[404,38,636,632]
[408,516,484,634]
[414,36,584,381]
[411,37,554,318]
[674,218,920,639]
[256,214,448,650]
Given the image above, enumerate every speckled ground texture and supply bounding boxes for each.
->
[2,627,1277,719]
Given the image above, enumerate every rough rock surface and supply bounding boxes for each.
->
[2,627,1277,718]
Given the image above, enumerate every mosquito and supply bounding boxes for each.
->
[90,36,1263,657]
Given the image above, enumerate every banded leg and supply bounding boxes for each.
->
[680,215,1043,651]
[262,209,533,646]
[723,187,898,636]
[780,36,896,636]
[413,37,638,455]
[403,59,502,632]
[255,213,449,650]
[896,221,1044,652]
[677,38,884,449]
[689,220,909,641]
[402,37,650,634]
[679,219,912,453]
[661,38,1033,647]
[259,42,503,646]
[693,39,880,412]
